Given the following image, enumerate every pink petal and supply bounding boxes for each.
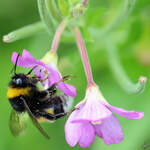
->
[65,110,81,147]
[78,123,95,148]
[72,99,112,123]
[105,104,144,120]
[11,50,37,67]
[22,49,35,60]
[34,66,46,80]
[94,114,124,145]
[94,125,103,138]
[47,65,61,85]
[58,83,76,97]
[65,108,95,148]
[48,65,76,97]
[11,50,76,97]
[11,50,47,80]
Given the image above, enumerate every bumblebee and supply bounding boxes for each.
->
[7,55,73,139]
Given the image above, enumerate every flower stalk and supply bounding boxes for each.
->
[73,26,94,85]
[51,18,69,53]
[105,38,147,94]
[3,22,44,43]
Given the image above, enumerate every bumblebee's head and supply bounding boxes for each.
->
[9,54,38,88]
[10,73,31,88]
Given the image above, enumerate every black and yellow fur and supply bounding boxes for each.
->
[7,54,73,139]
[7,73,69,122]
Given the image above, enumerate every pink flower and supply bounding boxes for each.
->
[65,84,144,147]
[11,49,76,97]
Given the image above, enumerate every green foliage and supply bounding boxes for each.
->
[58,0,69,16]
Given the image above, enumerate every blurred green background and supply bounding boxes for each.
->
[0,0,150,150]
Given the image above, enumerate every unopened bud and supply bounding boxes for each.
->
[71,3,86,18]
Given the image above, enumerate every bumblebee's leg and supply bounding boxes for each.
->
[55,112,68,119]
[38,111,56,121]
[38,111,67,121]
[36,86,57,101]
[47,84,57,96]
[36,90,50,100]
[47,75,73,95]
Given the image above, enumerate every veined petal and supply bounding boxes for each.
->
[65,108,95,148]
[47,64,60,85]
[94,124,103,138]
[65,110,81,147]
[72,98,112,123]
[78,122,95,148]
[105,104,144,120]
[11,50,37,67]
[94,114,124,145]
[11,50,76,97]
[12,50,53,72]
[22,49,35,61]
[48,65,76,97]
[34,66,46,80]
[11,50,48,81]
[58,83,76,97]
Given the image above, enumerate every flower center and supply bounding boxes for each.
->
[91,120,102,125]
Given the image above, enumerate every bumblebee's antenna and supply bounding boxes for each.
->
[26,65,38,76]
[14,54,20,74]
[10,54,20,76]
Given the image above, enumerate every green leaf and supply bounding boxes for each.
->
[58,0,69,16]
[9,110,28,136]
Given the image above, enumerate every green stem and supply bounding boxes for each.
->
[45,0,62,22]
[3,22,45,43]
[37,0,54,34]
[100,0,136,37]
[105,38,147,94]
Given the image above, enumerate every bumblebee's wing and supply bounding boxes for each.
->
[9,110,28,136]
[21,97,50,139]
